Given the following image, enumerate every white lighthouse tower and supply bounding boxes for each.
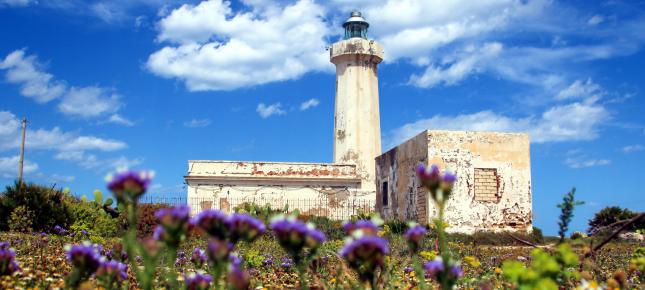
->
[330,12,384,192]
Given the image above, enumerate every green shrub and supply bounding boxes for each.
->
[383,219,407,234]
[9,205,34,233]
[0,181,72,231]
[67,199,120,238]
[301,215,344,241]
[588,206,644,234]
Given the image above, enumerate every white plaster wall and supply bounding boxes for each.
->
[186,161,374,220]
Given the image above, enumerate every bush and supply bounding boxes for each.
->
[0,181,72,231]
[301,215,344,240]
[67,198,121,238]
[588,206,644,234]
[383,219,407,235]
[8,205,34,233]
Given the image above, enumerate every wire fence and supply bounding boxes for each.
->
[139,196,375,220]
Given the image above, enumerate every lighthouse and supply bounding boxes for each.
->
[330,11,384,192]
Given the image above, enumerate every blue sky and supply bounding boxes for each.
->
[0,0,644,235]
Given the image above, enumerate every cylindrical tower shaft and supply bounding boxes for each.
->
[330,34,383,192]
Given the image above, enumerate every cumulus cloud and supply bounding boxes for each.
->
[0,0,33,7]
[107,114,134,126]
[0,155,38,178]
[587,14,604,26]
[564,157,610,169]
[183,118,211,128]
[147,0,330,91]
[58,86,121,118]
[256,102,286,118]
[299,98,320,111]
[0,49,127,120]
[0,49,66,103]
[0,110,129,169]
[386,98,609,149]
[556,78,602,100]
[622,145,644,153]
[409,42,502,88]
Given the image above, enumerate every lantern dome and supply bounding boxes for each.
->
[342,11,369,39]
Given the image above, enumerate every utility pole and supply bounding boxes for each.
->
[18,118,27,187]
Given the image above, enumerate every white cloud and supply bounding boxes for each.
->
[183,118,211,128]
[147,0,330,91]
[299,98,320,111]
[256,102,286,118]
[107,114,134,126]
[0,49,66,103]
[1,50,124,119]
[58,86,121,118]
[386,98,610,149]
[0,155,38,178]
[587,14,604,26]
[622,145,644,153]
[0,0,33,7]
[47,174,76,183]
[409,42,502,88]
[0,110,129,169]
[556,78,602,100]
[564,157,610,169]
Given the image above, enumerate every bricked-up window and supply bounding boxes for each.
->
[474,168,499,202]
[382,181,389,206]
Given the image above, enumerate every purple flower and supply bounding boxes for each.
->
[81,230,89,236]
[155,206,191,247]
[404,266,413,273]
[262,254,274,266]
[106,169,153,202]
[96,260,128,281]
[0,246,20,276]
[52,225,67,235]
[423,258,445,275]
[206,238,233,266]
[191,210,230,240]
[66,243,102,274]
[343,220,379,235]
[185,272,212,290]
[270,216,325,257]
[416,164,456,202]
[340,236,389,282]
[405,224,427,252]
[229,254,241,268]
[449,264,464,278]
[229,213,266,243]
[191,247,207,268]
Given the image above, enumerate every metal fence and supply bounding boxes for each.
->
[139,196,375,220]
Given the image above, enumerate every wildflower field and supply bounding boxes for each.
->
[0,166,643,289]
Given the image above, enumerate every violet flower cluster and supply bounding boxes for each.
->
[0,242,20,276]
[65,242,128,287]
[189,209,265,288]
[106,169,154,203]
[416,164,457,204]
[343,219,380,236]
[340,235,390,283]
[423,257,463,281]
[405,223,428,253]
[269,215,325,260]
[191,247,208,269]
[185,272,212,290]
[154,205,191,248]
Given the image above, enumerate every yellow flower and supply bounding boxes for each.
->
[494,267,502,274]
[409,271,416,278]
[464,256,481,268]
[420,250,437,260]
[330,278,336,283]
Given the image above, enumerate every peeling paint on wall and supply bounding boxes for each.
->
[376,130,532,233]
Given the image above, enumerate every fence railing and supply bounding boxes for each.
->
[139,196,375,221]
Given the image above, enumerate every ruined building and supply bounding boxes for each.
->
[185,12,532,232]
